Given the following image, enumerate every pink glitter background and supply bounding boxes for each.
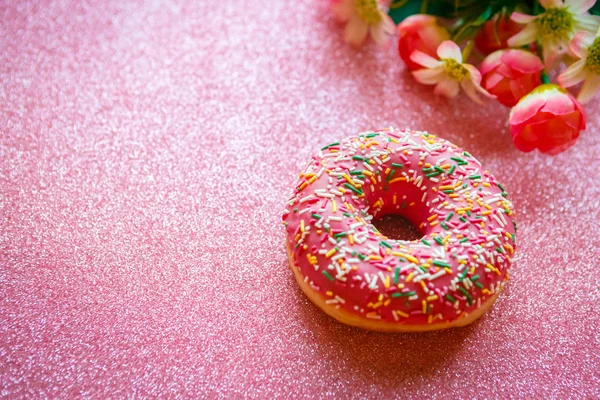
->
[1,0,599,398]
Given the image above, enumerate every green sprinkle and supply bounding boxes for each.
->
[448,165,456,175]
[292,208,298,213]
[463,151,472,157]
[469,175,481,180]
[497,183,505,191]
[392,291,415,298]
[350,170,364,175]
[445,294,457,303]
[380,241,393,249]
[426,172,442,177]
[459,216,467,223]
[471,275,480,281]
[311,213,321,219]
[386,169,396,182]
[394,267,399,284]
[392,163,403,168]
[434,166,445,173]
[459,237,469,243]
[443,190,454,194]
[352,155,364,161]
[440,222,450,230]
[366,133,379,138]
[342,213,352,217]
[358,254,366,261]
[344,183,363,195]
[434,237,444,245]
[433,260,451,268]
[459,287,473,305]
[321,142,339,150]
[334,232,348,238]
[496,247,505,253]
[445,212,454,221]
[475,282,484,289]
[401,202,407,209]
[421,239,431,246]
[512,234,516,243]
[422,167,432,172]
[459,269,469,280]
[322,270,334,281]
[450,157,467,165]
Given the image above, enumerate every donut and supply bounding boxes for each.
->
[282,127,517,332]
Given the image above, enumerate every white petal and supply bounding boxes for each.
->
[331,0,352,22]
[437,41,462,62]
[566,0,596,14]
[510,12,537,24]
[507,23,538,47]
[461,80,483,104]
[410,50,442,69]
[570,31,595,58]
[539,0,562,8]
[578,72,600,103]
[574,14,600,33]
[412,67,445,85]
[434,79,460,98]
[558,59,588,87]
[344,17,369,46]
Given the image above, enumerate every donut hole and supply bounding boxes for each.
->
[371,214,422,242]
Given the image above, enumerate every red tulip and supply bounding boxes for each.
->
[474,17,523,55]
[398,14,449,71]
[480,49,544,107]
[509,84,586,155]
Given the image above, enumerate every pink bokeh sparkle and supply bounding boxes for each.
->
[1,0,600,398]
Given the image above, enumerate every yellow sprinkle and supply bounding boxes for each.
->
[332,200,337,213]
[427,214,438,221]
[363,170,373,176]
[428,315,433,324]
[348,234,354,245]
[385,275,390,289]
[372,302,382,309]
[396,310,409,318]
[406,272,414,283]
[393,195,397,204]
[369,255,383,261]
[326,248,336,258]
[422,300,427,314]
[430,221,439,227]
[393,252,419,264]
[444,267,452,274]
[388,177,406,184]
[300,220,305,232]
[439,185,454,191]
[384,299,391,306]
[482,210,492,216]
[326,291,333,296]
[385,168,390,175]
[427,295,438,302]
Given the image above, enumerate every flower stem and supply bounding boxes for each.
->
[462,40,474,61]
[420,0,429,14]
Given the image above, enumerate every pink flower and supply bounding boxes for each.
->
[557,27,600,103]
[480,49,544,107]
[509,84,586,155]
[397,14,449,71]
[332,0,396,46]
[507,0,600,68]
[410,40,493,103]
[474,17,523,55]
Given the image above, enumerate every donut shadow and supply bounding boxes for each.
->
[288,262,482,386]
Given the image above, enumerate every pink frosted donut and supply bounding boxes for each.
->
[282,127,517,332]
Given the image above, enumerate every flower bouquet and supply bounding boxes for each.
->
[331,0,600,155]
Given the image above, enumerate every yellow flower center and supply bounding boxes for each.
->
[354,0,382,24]
[536,7,574,39]
[444,59,468,81]
[586,37,600,74]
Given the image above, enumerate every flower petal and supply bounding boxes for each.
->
[501,50,544,74]
[331,0,352,22]
[539,0,562,8]
[412,67,445,85]
[410,50,442,68]
[570,31,595,58]
[577,72,600,103]
[461,80,483,104]
[507,23,538,47]
[566,0,596,14]
[479,50,504,75]
[344,17,369,46]
[542,40,568,69]
[437,40,462,62]
[434,79,460,98]
[510,12,537,24]
[557,59,588,87]
[574,14,600,33]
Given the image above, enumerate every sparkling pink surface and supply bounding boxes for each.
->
[1,1,599,398]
